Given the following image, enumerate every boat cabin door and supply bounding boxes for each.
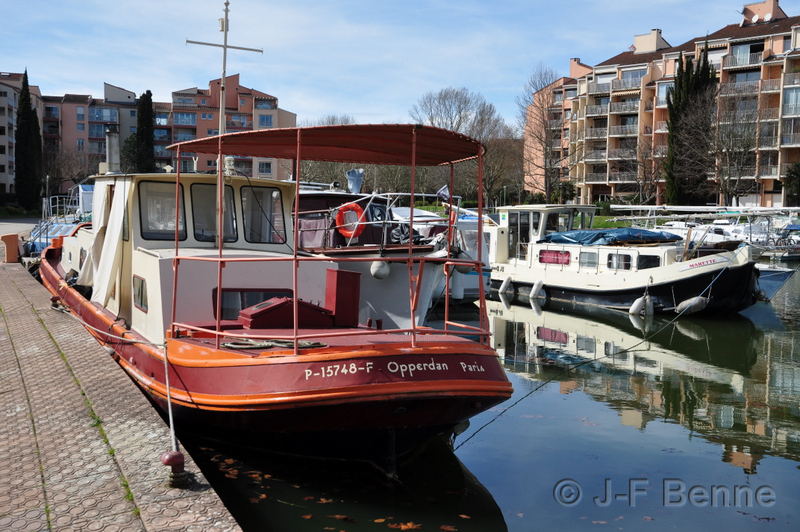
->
[508,211,537,262]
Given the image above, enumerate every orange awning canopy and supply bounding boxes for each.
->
[167,124,484,166]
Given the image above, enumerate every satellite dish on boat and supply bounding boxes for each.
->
[346,168,365,194]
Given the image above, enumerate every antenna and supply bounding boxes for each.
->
[187,1,263,137]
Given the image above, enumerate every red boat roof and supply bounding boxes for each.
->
[167,124,484,166]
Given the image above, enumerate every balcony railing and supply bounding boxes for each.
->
[585,104,608,116]
[588,82,611,94]
[720,81,760,95]
[585,173,608,183]
[610,172,637,182]
[611,78,642,91]
[760,165,779,176]
[761,79,781,92]
[585,150,607,161]
[655,121,669,133]
[782,133,800,145]
[722,52,762,68]
[760,108,779,120]
[551,139,564,148]
[654,145,668,157]
[784,73,800,86]
[720,167,756,177]
[784,103,800,116]
[607,148,637,159]
[609,101,640,113]
[586,127,607,139]
[608,125,638,136]
[759,135,778,148]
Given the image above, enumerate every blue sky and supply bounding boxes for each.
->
[6,0,800,127]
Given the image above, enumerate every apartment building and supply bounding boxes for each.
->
[36,74,295,184]
[0,72,43,195]
[527,0,800,206]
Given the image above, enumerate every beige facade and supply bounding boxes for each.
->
[527,0,800,206]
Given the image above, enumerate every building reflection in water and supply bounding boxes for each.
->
[487,300,800,474]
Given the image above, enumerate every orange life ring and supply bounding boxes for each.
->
[335,203,367,239]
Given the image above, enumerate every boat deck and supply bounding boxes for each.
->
[0,256,240,530]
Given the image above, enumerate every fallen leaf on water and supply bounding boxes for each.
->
[373,518,386,523]
[300,515,313,520]
[458,514,471,519]
[318,497,334,504]
[440,525,458,531]
[387,523,422,530]
[327,515,354,522]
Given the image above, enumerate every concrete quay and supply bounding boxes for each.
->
[1,239,241,530]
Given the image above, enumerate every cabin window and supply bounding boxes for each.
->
[133,276,148,312]
[139,182,186,240]
[544,211,573,234]
[637,255,660,270]
[579,251,597,267]
[576,335,595,354]
[241,186,286,243]
[518,212,530,259]
[191,184,237,242]
[508,211,539,258]
[607,253,631,270]
[212,288,293,319]
[79,248,86,269]
[539,250,570,265]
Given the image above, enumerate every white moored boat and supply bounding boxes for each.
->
[487,205,763,315]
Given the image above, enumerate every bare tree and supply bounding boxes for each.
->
[42,146,96,194]
[630,136,664,204]
[299,114,358,186]
[517,64,578,201]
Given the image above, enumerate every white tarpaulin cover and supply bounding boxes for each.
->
[91,180,130,306]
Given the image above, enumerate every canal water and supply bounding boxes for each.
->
[181,265,800,531]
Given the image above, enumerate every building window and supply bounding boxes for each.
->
[207,129,219,135]
[258,161,272,174]
[239,98,246,107]
[88,107,118,122]
[0,126,5,135]
[258,114,273,128]
[208,160,217,167]
[76,123,85,131]
[201,98,207,105]
[0,91,6,97]
[89,124,106,138]
[155,112,169,126]
[130,110,136,117]
[133,276,148,312]
[45,106,59,119]
[77,139,85,151]
[76,106,85,121]
[201,112,213,120]
[174,97,194,104]
[153,129,170,141]
[0,165,5,173]
[173,112,197,126]
[130,126,136,133]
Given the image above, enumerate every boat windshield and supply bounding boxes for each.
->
[191,184,237,242]
[241,186,286,244]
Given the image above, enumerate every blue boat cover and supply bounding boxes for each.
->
[784,224,800,231]
[538,228,682,246]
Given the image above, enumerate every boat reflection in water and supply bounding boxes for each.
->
[487,300,800,469]
[181,431,508,532]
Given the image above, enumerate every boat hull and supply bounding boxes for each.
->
[39,246,511,437]
[490,261,759,314]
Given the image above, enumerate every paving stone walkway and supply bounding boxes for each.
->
[0,241,241,530]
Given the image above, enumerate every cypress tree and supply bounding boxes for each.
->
[664,45,716,204]
[135,90,155,172]
[14,70,43,210]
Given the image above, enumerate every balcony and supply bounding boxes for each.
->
[782,133,800,145]
[586,127,607,139]
[588,82,611,95]
[607,148,637,160]
[585,173,608,183]
[551,139,564,149]
[611,78,642,91]
[785,103,800,117]
[759,135,778,148]
[784,73,800,86]
[759,165,779,176]
[585,150,607,161]
[548,119,564,129]
[226,120,250,129]
[608,124,638,136]
[722,52,762,68]
[760,107,779,120]
[720,167,756,177]
[585,104,608,116]
[654,145,668,157]
[719,81,760,95]
[609,101,640,114]
[609,172,637,182]
[761,79,781,92]
[655,121,669,133]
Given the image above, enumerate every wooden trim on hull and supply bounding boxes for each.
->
[490,262,758,314]
[39,247,512,430]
